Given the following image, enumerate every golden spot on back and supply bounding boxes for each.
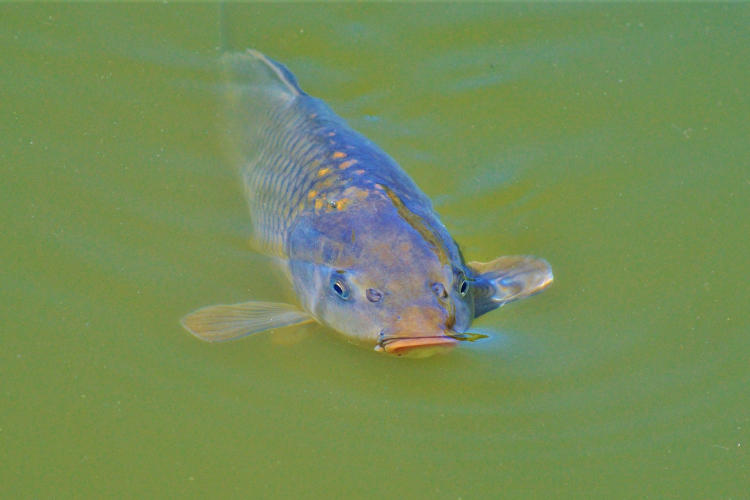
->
[353,169,365,175]
[339,159,358,170]
[320,176,336,189]
[336,198,352,211]
[341,186,370,202]
[314,197,324,211]
[307,190,318,201]
[328,132,335,137]
[332,151,347,159]
[310,114,317,118]
[317,167,331,177]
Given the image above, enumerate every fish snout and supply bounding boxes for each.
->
[373,305,458,357]
[376,329,459,358]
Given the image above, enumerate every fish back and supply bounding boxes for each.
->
[221,51,333,256]
[221,50,455,264]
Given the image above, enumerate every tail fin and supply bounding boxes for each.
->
[221,49,307,99]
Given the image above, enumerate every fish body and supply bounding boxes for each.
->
[181,50,553,357]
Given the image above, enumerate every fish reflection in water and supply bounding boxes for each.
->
[181,50,553,358]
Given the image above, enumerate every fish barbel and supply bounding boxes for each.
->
[181,50,553,357]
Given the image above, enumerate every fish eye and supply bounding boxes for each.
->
[330,276,350,299]
[459,279,469,297]
[366,289,382,302]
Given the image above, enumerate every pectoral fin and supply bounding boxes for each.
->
[181,301,314,342]
[468,256,553,318]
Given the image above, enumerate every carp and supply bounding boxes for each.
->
[181,50,552,357]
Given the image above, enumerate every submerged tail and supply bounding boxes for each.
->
[221,50,306,104]
[233,50,306,97]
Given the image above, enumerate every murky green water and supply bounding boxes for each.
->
[2,4,748,498]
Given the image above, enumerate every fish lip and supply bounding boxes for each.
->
[377,333,459,356]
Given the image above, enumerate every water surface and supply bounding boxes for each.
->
[2,4,748,498]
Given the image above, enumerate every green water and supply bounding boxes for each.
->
[2,4,748,498]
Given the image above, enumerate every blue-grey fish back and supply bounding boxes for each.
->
[221,50,446,259]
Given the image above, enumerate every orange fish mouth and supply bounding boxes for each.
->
[376,335,459,358]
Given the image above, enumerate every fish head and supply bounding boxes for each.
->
[287,199,474,357]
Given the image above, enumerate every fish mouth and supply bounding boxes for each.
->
[376,334,459,358]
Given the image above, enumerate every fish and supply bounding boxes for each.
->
[180,50,553,358]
